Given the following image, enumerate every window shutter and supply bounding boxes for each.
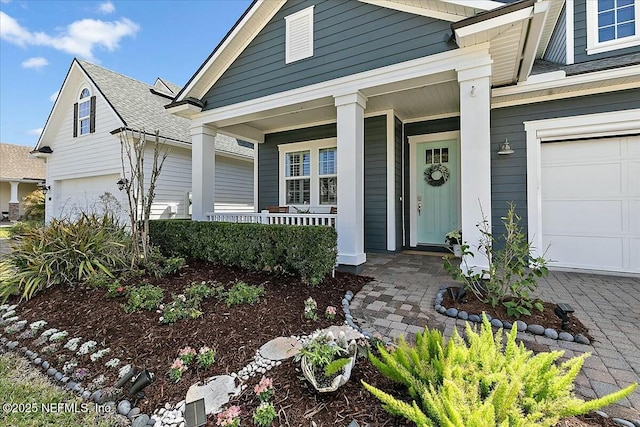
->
[285,6,314,64]
[89,96,96,133]
[73,102,78,138]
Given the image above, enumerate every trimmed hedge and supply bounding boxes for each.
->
[148,220,337,285]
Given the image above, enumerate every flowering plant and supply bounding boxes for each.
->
[178,346,197,364]
[169,358,188,382]
[197,346,216,369]
[325,306,337,320]
[216,405,241,427]
[254,376,273,402]
[73,367,88,381]
[253,401,277,427]
[304,297,318,321]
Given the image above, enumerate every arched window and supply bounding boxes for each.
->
[74,87,95,137]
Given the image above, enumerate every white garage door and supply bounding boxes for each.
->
[55,174,123,219]
[541,135,640,274]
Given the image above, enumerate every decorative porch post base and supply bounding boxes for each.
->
[8,203,19,221]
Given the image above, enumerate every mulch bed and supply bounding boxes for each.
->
[6,261,611,426]
[441,286,593,340]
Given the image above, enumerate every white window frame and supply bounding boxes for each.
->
[285,5,314,64]
[278,138,337,208]
[586,0,640,55]
[78,87,91,136]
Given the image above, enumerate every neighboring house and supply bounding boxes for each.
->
[0,143,46,221]
[33,59,254,223]
[167,0,640,274]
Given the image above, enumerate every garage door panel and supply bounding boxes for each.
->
[542,164,621,197]
[56,174,121,218]
[542,235,624,271]
[631,239,640,272]
[541,135,638,274]
[542,200,622,233]
[541,139,622,162]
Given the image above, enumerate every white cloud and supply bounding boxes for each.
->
[0,11,139,61]
[49,90,59,102]
[27,128,43,136]
[21,56,48,69]
[98,2,115,14]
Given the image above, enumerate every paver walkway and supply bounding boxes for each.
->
[351,252,640,420]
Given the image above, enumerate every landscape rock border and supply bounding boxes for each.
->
[433,286,591,345]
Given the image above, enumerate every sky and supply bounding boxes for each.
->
[0,0,253,147]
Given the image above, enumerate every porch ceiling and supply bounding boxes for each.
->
[217,72,461,134]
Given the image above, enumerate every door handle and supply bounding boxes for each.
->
[418,201,422,215]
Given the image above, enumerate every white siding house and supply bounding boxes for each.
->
[33,59,254,223]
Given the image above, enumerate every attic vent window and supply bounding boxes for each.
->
[285,5,314,64]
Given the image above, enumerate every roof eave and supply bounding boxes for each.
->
[165,98,204,118]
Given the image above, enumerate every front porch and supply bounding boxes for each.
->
[207,208,336,227]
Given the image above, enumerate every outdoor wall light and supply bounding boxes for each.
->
[39,183,51,195]
[498,139,515,155]
[116,178,129,191]
[554,303,575,331]
[129,369,154,398]
[114,367,138,389]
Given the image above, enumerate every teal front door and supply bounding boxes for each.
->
[416,139,459,245]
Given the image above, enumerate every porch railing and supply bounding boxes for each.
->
[206,210,337,227]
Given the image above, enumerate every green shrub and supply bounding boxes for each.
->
[185,281,219,303]
[224,281,263,307]
[1,214,132,301]
[144,247,185,278]
[22,189,45,221]
[8,220,43,238]
[363,317,637,427]
[125,283,164,313]
[148,220,337,285]
[444,203,548,318]
[160,294,202,324]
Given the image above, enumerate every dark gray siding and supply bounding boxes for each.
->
[543,5,566,64]
[403,117,460,247]
[258,118,389,252]
[394,116,403,250]
[258,124,336,209]
[364,115,388,252]
[491,88,640,238]
[574,0,640,63]
[203,0,455,110]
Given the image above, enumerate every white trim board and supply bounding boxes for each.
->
[524,109,640,262]
[190,44,492,129]
[407,131,460,247]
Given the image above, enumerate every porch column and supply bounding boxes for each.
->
[457,64,492,273]
[191,125,217,221]
[8,181,20,221]
[334,91,367,271]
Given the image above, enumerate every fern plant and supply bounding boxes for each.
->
[363,317,637,427]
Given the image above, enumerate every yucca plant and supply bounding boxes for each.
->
[0,213,133,301]
[363,317,637,427]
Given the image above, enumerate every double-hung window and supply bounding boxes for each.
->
[587,0,640,54]
[279,139,337,208]
[73,87,96,137]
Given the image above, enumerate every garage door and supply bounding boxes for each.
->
[55,174,123,219]
[540,135,639,274]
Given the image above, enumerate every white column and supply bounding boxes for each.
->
[191,125,217,221]
[9,182,19,203]
[334,92,367,268]
[457,64,492,273]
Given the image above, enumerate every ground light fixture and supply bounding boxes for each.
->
[115,367,138,389]
[554,303,575,331]
[129,369,154,399]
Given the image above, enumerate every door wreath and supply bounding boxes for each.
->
[424,164,450,187]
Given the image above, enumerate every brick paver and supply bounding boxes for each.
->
[351,252,640,420]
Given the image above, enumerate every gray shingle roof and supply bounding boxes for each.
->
[77,60,253,158]
[0,143,46,181]
[531,52,640,76]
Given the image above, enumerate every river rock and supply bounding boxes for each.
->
[544,328,559,339]
[558,332,574,342]
[527,324,545,335]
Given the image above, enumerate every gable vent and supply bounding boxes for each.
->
[285,5,314,64]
